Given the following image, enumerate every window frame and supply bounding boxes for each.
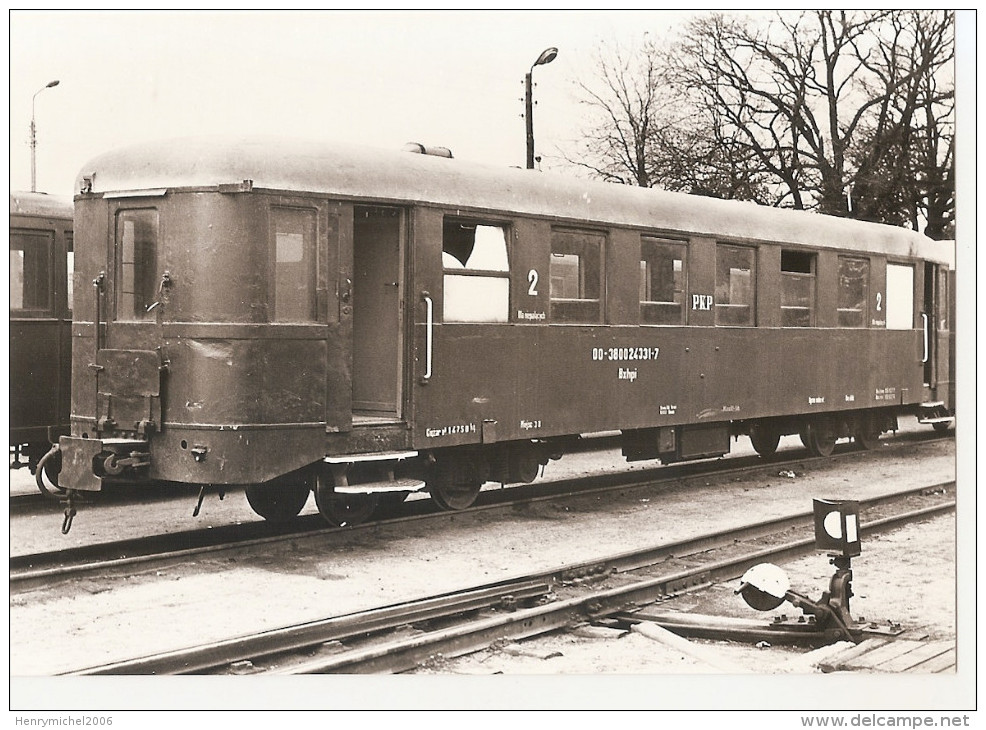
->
[10,228,54,316]
[885,262,915,331]
[837,255,870,328]
[113,207,160,322]
[441,217,512,324]
[779,249,817,328]
[549,227,606,325]
[714,243,757,327]
[65,232,75,315]
[269,204,319,324]
[639,235,687,326]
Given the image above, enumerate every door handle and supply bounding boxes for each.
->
[921,313,929,364]
[93,271,105,352]
[422,292,433,382]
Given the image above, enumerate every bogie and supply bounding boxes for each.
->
[314,482,380,528]
[428,454,484,511]
[245,475,312,522]
[749,423,781,459]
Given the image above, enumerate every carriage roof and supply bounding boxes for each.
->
[10,191,73,220]
[76,136,952,265]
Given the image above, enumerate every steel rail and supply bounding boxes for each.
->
[10,432,949,590]
[281,495,957,675]
[7,426,951,513]
[62,482,954,676]
[65,580,553,676]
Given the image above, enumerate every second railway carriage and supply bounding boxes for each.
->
[56,136,954,528]
[10,191,74,485]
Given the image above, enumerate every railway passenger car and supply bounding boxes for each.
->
[56,137,955,528]
[10,191,74,487]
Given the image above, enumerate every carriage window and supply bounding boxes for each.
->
[116,210,158,321]
[937,267,949,331]
[780,250,815,327]
[66,233,74,313]
[885,263,914,330]
[272,207,317,323]
[838,257,869,328]
[550,229,604,323]
[442,219,509,323]
[10,230,52,312]
[640,237,686,325]
[715,244,755,326]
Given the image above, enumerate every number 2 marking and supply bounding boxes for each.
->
[876,292,882,312]
[528,269,539,296]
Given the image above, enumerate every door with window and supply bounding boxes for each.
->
[923,261,950,389]
[352,206,404,417]
[97,204,164,436]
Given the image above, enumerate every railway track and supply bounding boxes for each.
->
[62,480,954,675]
[8,426,950,513]
[10,432,950,592]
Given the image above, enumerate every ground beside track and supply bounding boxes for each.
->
[9,420,959,686]
[409,512,956,676]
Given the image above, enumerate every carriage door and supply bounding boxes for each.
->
[923,262,943,388]
[351,206,404,417]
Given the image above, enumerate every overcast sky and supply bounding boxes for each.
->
[10,10,973,206]
[9,9,709,198]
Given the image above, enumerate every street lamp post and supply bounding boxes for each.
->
[525,47,557,169]
[31,79,60,192]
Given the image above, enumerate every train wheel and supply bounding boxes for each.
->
[798,424,812,451]
[245,479,311,522]
[430,480,482,510]
[854,423,882,451]
[428,459,482,511]
[749,424,781,459]
[805,422,837,457]
[509,446,542,484]
[314,477,379,527]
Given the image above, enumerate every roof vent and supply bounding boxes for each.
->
[403,142,453,159]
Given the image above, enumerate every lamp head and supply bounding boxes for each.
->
[534,48,558,67]
[736,563,790,611]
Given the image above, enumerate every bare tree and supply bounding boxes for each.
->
[671,11,894,212]
[566,11,954,234]
[560,39,668,187]
[562,35,773,201]
[671,10,954,228]
[848,10,955,237]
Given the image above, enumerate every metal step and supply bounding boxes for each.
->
[335,477,426,495]
[918,416,954,425]
[324,450,418,464]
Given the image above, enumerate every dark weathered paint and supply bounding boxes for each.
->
[9,192,73,451]
[68,192,335,486]
[59,138,955,494]
[409,324,926,449]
